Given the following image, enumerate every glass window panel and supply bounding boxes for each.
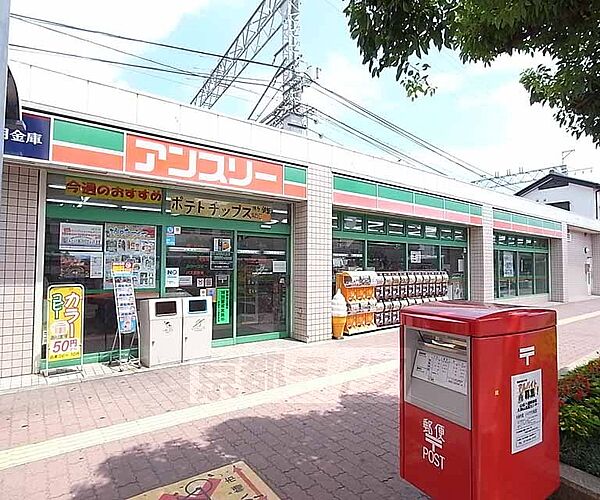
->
[525,238,534,247]
[454,228,466,241]
[333,239,364,274]
[388,220,405,236]
[517,236,525,246]
[367,242,406,271]
[343,214,364,232]
[407,223,423,238]
[237,236,288,337]
[507,236,516,246]
[367,218,386,234]
[407,244,438,271]
[166,228,233,340]
[441,247,467,299]
[497,250,517,298]
[534,253,549,293]
[332,212,340,230]
[518,252,534,296]
[497,233,507,245]
[440,227,453,240]
[425,225,439,239]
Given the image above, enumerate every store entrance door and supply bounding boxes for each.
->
[236,235,288,340]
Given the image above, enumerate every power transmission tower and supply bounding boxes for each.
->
[191,0,308,133]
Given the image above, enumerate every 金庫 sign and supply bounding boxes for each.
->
[4,113,50,160]
[46,284,84,363]
[65,177,162,205]
[170,193,272,222]
[125,134,284,196]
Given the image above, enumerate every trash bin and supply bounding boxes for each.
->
[400,301,559,500]
[181,297,213,362]
[138,298,183,367]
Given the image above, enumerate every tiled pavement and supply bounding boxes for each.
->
[0,299,599,499]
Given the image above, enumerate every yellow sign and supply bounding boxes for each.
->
[66,177,162,205]
[46,284,84,362]
[129,461,280,500]
[170,193,272,222]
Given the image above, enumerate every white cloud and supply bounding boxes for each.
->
[8,0,211,87]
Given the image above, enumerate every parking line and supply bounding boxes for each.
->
[0,359,398,471]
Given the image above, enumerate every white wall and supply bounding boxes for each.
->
[521,184,597,219]
[566,230,592,299]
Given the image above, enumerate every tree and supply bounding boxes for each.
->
[344,0,600,145]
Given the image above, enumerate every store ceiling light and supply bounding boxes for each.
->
[122,205,161,212]
[272,209,288,214]
[47,198,75,204]
[48,184,67,190]
[82,201,119,208]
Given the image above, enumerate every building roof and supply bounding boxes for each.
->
[516,173,600,196]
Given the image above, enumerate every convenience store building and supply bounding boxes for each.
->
[2,62,600,379]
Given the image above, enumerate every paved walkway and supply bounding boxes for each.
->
[0,298,598,499]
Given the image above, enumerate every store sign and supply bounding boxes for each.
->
[59,222,103,251]
[46,284,84,362]
[210,251,234,271]
[126,134,284,196]
[65,177,162,204]
[170,193,271,221]
[4,113,50,160]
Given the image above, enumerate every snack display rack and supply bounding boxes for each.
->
[335,271,378,335]
[334,270,450,334]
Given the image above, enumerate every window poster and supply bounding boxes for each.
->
[503,251,515,278]
[60,252,104,279]
[59,222,103,251]
[104,223,157,289]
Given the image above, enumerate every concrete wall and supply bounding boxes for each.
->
[566,229,592,300]
[521,184,598,219]
[469,205,494,302]
[0,165,40,377]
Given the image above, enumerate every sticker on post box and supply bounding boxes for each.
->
[511,369,542,454]
[412,349,468,395]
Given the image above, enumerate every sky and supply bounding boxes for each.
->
[7,0,600,188]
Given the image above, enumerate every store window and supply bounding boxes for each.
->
[165,228,233,340]
[424,225,439,239]
[333,239,364,275]
[518,252,534,295]
[332,212,340,231]
[367,242,406,271]
[454,228,467,241]
[388,219,405,236]
[367,218,386,234]
[440,227,453,240]
[343,214,364,232]
[441,247,467,299]
[407,223,423,238]
[44,219,160,355]
[237,236,288,337]
[408,244,438,271]
[496,250,517,298]
[534,254,549,293]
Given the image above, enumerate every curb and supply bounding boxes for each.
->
[551,463,600,500]
[559,349,600,376]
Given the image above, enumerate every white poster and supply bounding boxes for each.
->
[503,251,514,278]
[410,251,422,264]
[179,275,193,287]
[511,369,543,454]
[165,267,179,288]
[59,223,103,251]
[273,260,287,273]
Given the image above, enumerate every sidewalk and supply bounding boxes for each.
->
[0,299,598,499]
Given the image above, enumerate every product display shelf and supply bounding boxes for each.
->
[335,271,378,335]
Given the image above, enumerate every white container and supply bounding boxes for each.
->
[138,298,183,367]
[181,297,213,362]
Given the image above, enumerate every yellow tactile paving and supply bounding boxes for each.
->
[0,359,398,472]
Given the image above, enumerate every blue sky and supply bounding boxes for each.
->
[8,0,600,185]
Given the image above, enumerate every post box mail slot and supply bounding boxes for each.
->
[400,301,559,500]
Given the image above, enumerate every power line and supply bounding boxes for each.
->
[9,44,274,91]
[10,13,282,70]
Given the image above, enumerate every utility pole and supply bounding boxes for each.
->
[0,1,11,202]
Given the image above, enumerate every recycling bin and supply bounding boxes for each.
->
[181,296,213,362]
[139,298,183,367]
[400,301,559,500]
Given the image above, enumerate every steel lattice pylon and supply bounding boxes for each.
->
[190,0,306,132]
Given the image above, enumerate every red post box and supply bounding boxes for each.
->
[400,301,559,500]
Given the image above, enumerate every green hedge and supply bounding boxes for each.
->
[559,357,600,477]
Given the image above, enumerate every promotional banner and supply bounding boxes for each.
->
[169,193,271,222]
[65,177,162,205]
[46,284,85,363]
